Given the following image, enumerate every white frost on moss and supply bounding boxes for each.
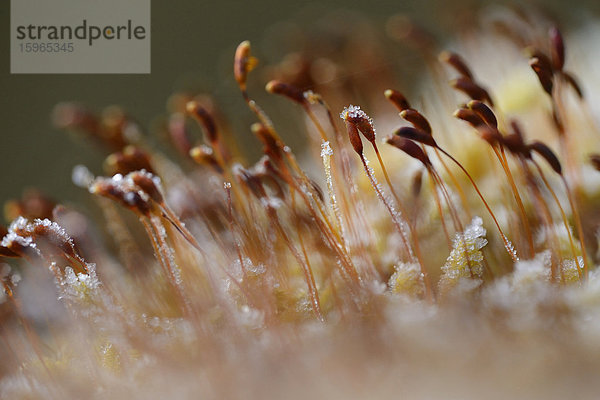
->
[388,262,424,297]
[439,216,488,294]
[58,264,101,303]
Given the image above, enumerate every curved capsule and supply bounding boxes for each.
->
[266,80,306,105]
[386,136,431,166]
[384,89,411,112]
[529,141,562,175]
[186,101,218,144]
[394,126,437,148]
[439,50,473,79]
[400,109,432,134]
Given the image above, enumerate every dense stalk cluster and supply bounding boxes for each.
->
[2,7,600,399]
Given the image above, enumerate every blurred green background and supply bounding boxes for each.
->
[0,0,598,219]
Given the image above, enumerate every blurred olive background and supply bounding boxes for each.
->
[0,0,597,219]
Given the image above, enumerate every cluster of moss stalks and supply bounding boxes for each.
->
[2,7,600,400]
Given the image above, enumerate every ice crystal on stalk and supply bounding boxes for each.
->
[2,217,34,250]
[320,140,333,157]
[388,262,424,297]
[339,104,375,131]
[562,257,584,284]
[59,264,100,302]
[439,216,488,294]
[321,140,345,243]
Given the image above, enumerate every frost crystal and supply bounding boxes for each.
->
[321,139,346,245]
[362,158,413,259]
[439,216,488,293]
[388,262,424,297]
[320,140,333,157]
[151,215,182,286]
[34,218,72,244]
[59,264,101,303]
[2,217,34,250]
[339,104,373,126]
[1,231,32,249]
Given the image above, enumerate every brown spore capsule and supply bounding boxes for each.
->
[252,122,282,160]
[234,40,257,92]
[346,122,363,155]
[265,80,306,105]
[105,146,154,176]
[439,51,474,79]
[340,105,376,143]
[235,166,267,200]
[529,141,562,175]
[400,109,432,134]
[549,27,565,71]
[30,223,78,261]
[186,101,218,144]
[190,146,223,173]
[90,179,151,216]
[530,57,554,95]
[502,133,530,158]
[451,77,494,106]
[453,108,485,128]
[467,100,497,129]
[384,89,411,112]
[562,72,583,98]
[525,48,553,71]
[393,126,437,148]
[386,136,431,166]
[129,171,163,204]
